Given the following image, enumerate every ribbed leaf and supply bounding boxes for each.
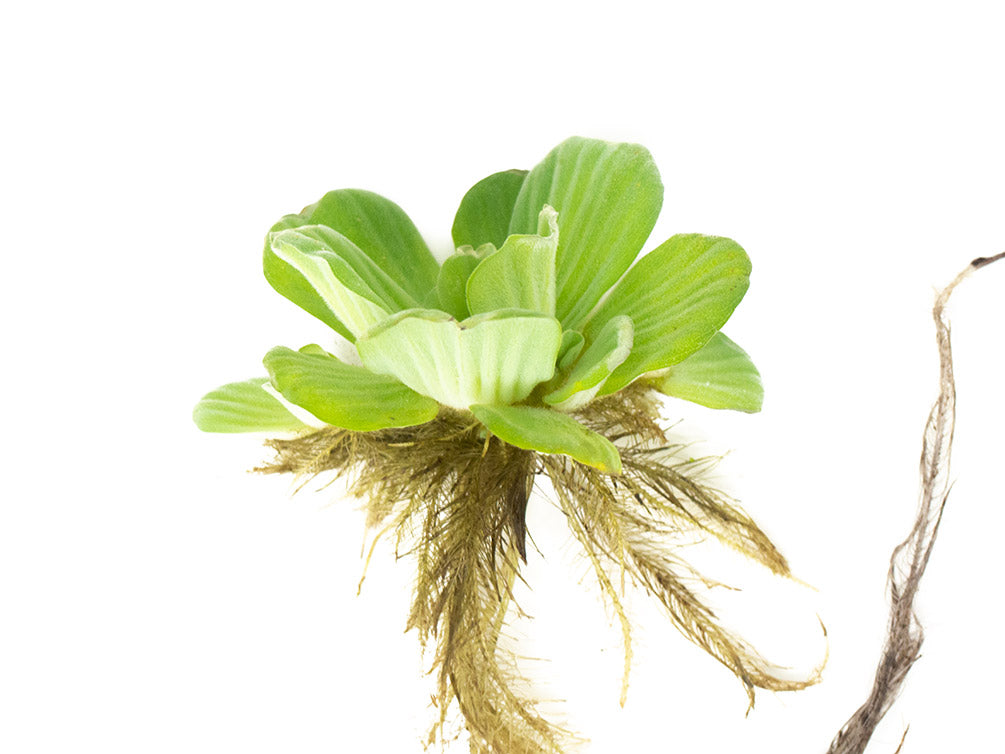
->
[652,332,763,412]
[589,234,751,396]
[357,309,562,409]
[545,315,633,411]
[264,226,418,340]
[193,378,308,433]
[452,169,528,249]
[262,229,354,340]
[263,346,439,431]
[466,206,558,316]
[510,137,663,329]
[470,404,621,474]
[277,189,439,303]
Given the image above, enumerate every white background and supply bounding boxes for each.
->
[2,1,1003,752]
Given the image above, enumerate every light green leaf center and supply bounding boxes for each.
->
[357,308,562,409]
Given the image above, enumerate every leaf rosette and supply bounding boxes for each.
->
[192,138,820,754]
[194,137,764,474]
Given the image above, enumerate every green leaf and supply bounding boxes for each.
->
[297,343,332,357]
[357,308,562,409]
[470,404,622,474]
[263,346,438,431]
[589,234,752,396]
[435,252,482,320]
[557,330,585,372]
[276,226,418,313]
[264,225,418,340]
[193,378,309,433]
[279,189,439,303]
[652,332,763,412]
[466,206,558,316]
[262,230,354,340]
[269,214,306,232]
[452,169,528,249]
[510,137,663,329]
[544,315,633,411]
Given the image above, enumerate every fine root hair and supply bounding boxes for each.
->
[257,384,818,752]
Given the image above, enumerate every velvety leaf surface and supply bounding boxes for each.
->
[470,404,622,474]
[265,226,418,339]
[262,231,356,340]
[280,189,439,303]
[557,330,585,371]
[544,315,633,411]
[589,234,751,395]
[435,252,482,320]
[652,331,763,412]
[263,346,438,430]
[357,309,561,409]
[510,137,663,329]
[466,206,558,316]
[193,378,308,433]
[452,169,528,250]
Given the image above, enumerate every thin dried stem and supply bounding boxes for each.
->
[827,252,1004,754]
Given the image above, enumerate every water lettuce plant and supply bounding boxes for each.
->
[194,137,814,753]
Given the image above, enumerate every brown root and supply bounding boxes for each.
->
[257,384,816,752]
[260,411,568,752]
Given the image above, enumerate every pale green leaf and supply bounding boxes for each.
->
[273,225,417,312]
[589,234,752,396]
[452,169,528,249]
[470,404,622,474]
[544,315,633,411]
[277,189,439,302]
[357,309,562,409]
[193,378,308,433]
[510,137,663,329]
[265,225,418,339]
[263,346,438,431]
[652,332,763,412]
[262,228,353,340]
[466,206,558,316]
